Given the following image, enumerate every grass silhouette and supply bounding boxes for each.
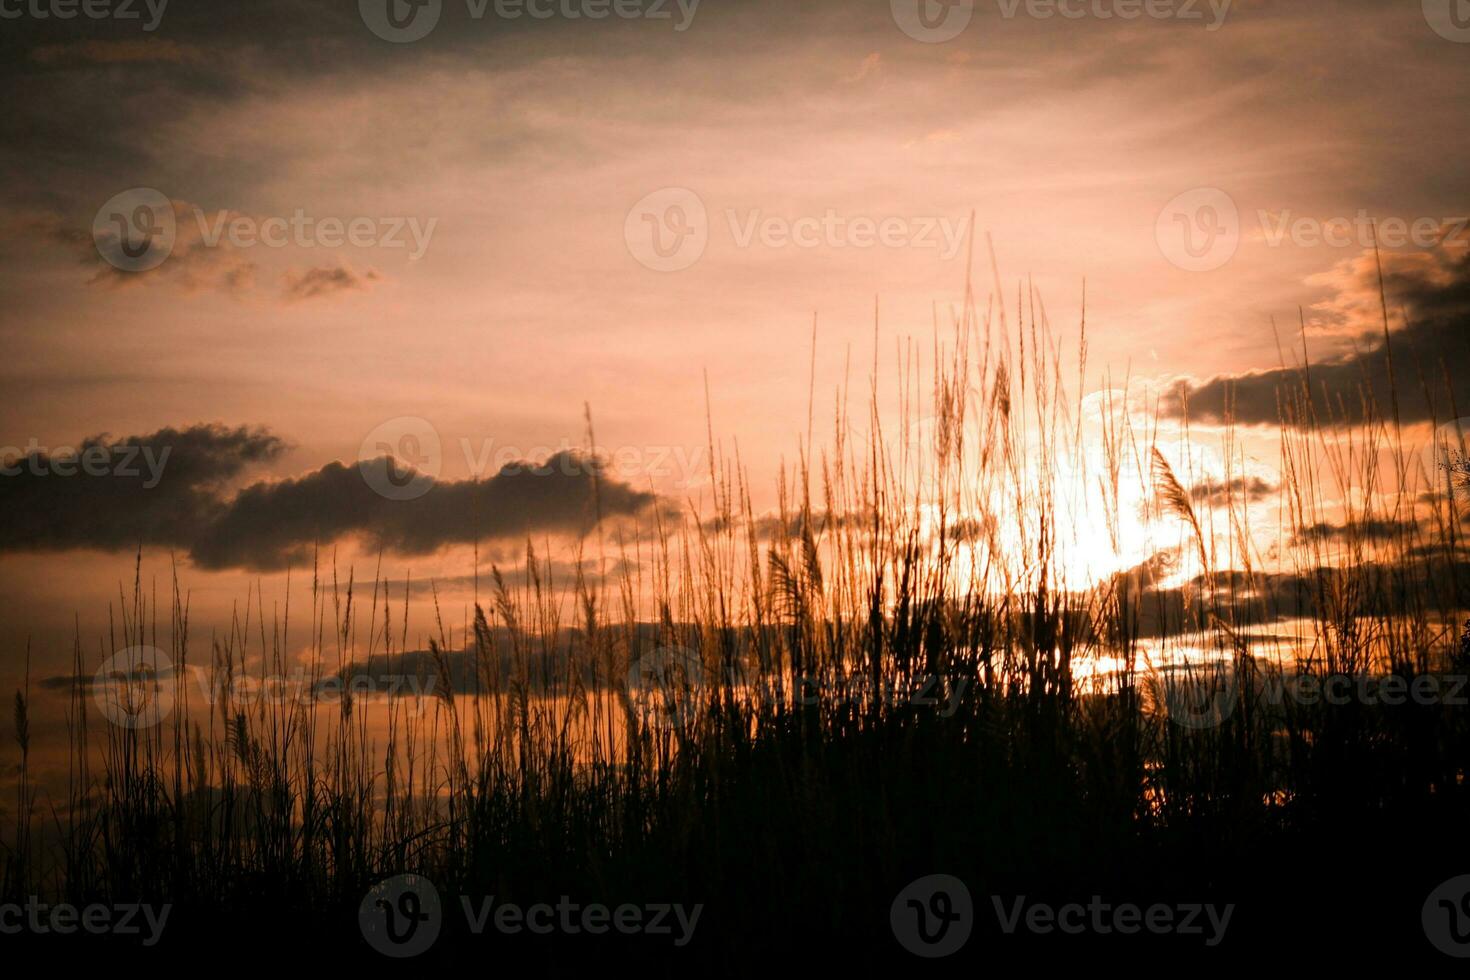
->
[4,268,1469,968]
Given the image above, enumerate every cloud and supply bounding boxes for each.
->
[1187,476,1276,507]
[1104,548,1469,639]
[1169,245,1470,427]
[707,509,878,541]
[282,263,380,303]
[36,200,387,303]
[80,200,259,295]
[0,425,660,572]
[0,425,286,554]
[36,203,384,303]
[1289,518,1421,547]
[190,450,656,571]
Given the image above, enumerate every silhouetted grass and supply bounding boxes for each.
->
[3,273,1468,969]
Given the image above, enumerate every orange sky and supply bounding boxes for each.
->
[1,0,1468,683]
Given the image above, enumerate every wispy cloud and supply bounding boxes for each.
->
[282,263,380,303]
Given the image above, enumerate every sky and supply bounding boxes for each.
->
[1,0,1469,684]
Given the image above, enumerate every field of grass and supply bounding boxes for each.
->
[4,280,1469,969]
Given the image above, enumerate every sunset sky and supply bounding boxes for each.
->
[2,0,1468,685]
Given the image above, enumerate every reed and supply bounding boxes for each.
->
[2,273,1467,966]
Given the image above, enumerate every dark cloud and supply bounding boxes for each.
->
[0,424,286,553]
[1170,247,1470,427]
[191,450,656,571]
[25,204,386,302]
[715,508,984,543]
[0,427,657,571]
[946,515,997,542]
[0,0,719,216]
[1188,476,1276,507]
[19,201,261,294]
[1102,548,1470,639]
[748,509,877,541]
[1290,518,1423,547]
[396,556,639,598]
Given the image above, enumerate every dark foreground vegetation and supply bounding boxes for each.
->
[4,298,1469,970]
